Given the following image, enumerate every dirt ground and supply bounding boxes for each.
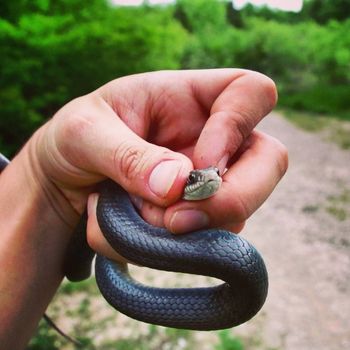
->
[232,112,350,350]
[52,112,350,350]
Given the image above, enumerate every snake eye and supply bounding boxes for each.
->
[214,167,220,176]
[188,173,196,184]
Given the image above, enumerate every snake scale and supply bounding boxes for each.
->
[64,167,268,331]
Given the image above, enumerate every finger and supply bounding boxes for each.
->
[99,69,252,119]
[53,94,193,206]
[136,199,166,228]
[86,193,128,263]
[221,221,246,234]
[87,193,167,263]
[164,131,288,233]
[193,71,278,173]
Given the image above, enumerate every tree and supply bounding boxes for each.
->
[303,0,350,23]
[0,1,188,156]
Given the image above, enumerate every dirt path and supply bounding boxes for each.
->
[234,112,350,350]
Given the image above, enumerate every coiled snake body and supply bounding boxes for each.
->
[65,167,268,330]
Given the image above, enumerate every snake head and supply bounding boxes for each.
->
[183,166,222,201]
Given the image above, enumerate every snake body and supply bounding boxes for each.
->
[92,180,268,330]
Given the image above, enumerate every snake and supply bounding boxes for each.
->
[64,166,268,331]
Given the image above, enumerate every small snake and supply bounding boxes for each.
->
[65,166,268,330]
[183,166,222,200]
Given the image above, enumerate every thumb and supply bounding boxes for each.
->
[56,97,193,206]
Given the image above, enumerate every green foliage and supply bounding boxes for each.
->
[215,330,244,350]
[279,84,350,118]
[27,319,65,350]
[282,110,330,132]
[283,109,350,150]
[59,278,98,295]
[0,1,187,156]
[303,0,350,24]
[235,3,303,24]
[1,0,350,154]
[326,189,350,221]
[111,326,193,350]
[176,0,228,32]
[177,0,350,120]
[177,0,239,68]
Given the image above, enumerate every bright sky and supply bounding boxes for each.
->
[233,0,303,12]
[112,0,303,12]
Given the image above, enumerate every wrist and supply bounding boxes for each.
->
[0,129,79,347]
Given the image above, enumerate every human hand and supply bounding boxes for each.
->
[30,69,287,261]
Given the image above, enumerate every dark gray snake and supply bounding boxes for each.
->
[64,168,268,331]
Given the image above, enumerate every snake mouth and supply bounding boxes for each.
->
[185,179,217,193]
[184,181,205,194]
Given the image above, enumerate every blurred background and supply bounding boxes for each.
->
[1,1,349,349]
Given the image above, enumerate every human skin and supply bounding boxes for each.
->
[0,69,288,348]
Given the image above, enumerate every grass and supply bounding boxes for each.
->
[282,109,330,132]
[302,205,320,214]
[27,319,66,350]
[282,109,350,150]
[59,277,99,295]
[278,85,350,121]
[29,278,196,350]
[215,330,244,350]
[326,188,350,221]
[328,125,350,149]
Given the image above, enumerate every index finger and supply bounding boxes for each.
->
[192,70,277,172]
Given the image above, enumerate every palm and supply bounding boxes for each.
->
[102,70,235,162]
[143,86,208,158]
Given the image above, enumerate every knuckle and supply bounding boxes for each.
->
[218,111,251,149]
[57,98,93,143]
[60,114,89,142]
[262,77,278,109]
[115,142,148,181]
[269,137,289,176]
[275,142,289,176]
[220,190,251,223]
[232,196,251,222]
[258,132,288,177]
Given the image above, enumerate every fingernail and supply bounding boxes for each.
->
[149,160,182,198]
[218,153,229,174]
[170,210,209,234]
[87,193,99,215]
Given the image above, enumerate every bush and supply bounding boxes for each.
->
[0,2,187,156]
